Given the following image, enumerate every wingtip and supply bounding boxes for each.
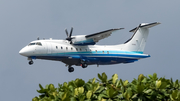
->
[114,28,124,30]
[152,22,161,25]
[156,22,161,24]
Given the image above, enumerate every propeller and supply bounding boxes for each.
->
[65,27,74,44]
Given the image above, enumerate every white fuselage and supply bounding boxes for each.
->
[19,39,149,66]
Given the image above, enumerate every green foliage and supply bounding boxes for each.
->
[33,73,180,101]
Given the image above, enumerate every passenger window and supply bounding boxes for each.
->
[56,46,58,49]
[103,51,104,53]
[71,47,73,50]
[107,51,109,54]
[61,47,63,49]
[85,49,87,51]
[80,48,82,51]
[66,47,68,50]
[76,48,78,51]
[96,50,97,53]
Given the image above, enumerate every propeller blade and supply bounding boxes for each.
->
[65,29,69,37]
[69,27,73,38]
[65,27,74,43]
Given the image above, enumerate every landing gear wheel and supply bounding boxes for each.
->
[29,61,33,65]
[82,63,88,68]
[68,67,74,72]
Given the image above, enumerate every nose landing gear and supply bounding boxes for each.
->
[28,57,34,65]
[29,60,33,65]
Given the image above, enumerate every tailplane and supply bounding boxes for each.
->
[123,22,160,53]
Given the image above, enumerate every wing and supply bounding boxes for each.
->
[85,28,124,43]
[72,28,124,45]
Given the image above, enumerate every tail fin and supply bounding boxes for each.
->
[123,22,160,53]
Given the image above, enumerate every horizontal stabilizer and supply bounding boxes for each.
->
[130,22,161,32]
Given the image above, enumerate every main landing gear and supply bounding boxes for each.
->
[67,63,88,73]
[68,66,74,73]
[81,59,88,68]
[82,63,88,68]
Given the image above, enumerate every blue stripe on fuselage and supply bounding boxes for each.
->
[31,50,149,65]
[36,50,149,58]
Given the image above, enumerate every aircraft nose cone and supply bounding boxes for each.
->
[19,46,34,56]
[19,48,27,56]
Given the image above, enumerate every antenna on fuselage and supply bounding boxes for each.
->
[37,37,39,40]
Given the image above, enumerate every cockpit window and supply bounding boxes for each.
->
[28,42,42,46]
[36,42,42,46]
[28,43,35,46]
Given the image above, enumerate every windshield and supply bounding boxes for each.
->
[36,42,42,46]
[28,42,42,46]
[28,43,35,46]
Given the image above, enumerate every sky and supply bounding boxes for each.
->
[0,0,180,100]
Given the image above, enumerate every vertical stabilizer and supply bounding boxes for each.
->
[123,22,160,53]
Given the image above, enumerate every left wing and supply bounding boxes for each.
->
[86,28,124,42]
[72,28,124,45]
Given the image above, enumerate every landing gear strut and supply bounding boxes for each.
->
[29,60,33,65]
[68,66,74,73]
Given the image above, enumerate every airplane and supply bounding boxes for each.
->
[19,22,160,72]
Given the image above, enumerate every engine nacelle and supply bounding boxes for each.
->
[71,35,95,45]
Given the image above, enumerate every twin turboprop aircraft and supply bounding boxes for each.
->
[19,22,160,72]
